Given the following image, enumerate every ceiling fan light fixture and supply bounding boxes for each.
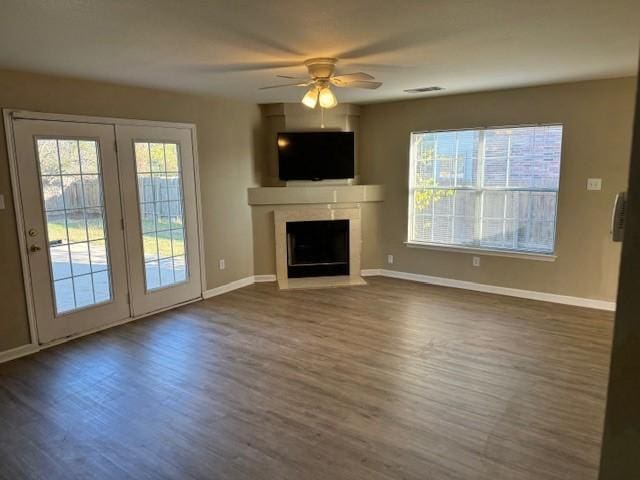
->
[318,86,338,109]
[301,87,319,109]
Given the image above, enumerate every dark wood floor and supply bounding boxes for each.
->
[0,277,614,480]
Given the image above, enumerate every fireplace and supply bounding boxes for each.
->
[274,207,365,289]
[286,220,349,278]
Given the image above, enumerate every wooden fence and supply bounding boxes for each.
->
[62,176,182,218]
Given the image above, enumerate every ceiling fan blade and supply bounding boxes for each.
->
[201,61,301,73]
[332,80,382,90]
[277,74,309,80]
[331,72,375,84]
[259,81,311,90]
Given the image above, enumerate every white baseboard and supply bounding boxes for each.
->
[0,343,39,363]
[203,276,255,299]
[254,274,277,282]
[203,274,277,299]
[366,269,615,311]
[361,269,382,277]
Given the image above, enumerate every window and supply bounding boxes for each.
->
[408,125,562,255]
[133,142,188,291]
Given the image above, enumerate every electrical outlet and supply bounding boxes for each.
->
[387,254,394,264]
[219,259,225,270]
[587,178,602,191]
[472,256,480,267]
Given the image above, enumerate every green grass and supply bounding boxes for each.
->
[47,217,183,258]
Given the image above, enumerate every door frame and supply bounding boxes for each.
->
[3,109,207,348]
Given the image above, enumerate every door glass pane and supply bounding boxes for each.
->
[133,142,188,291]
[36,138,113,315]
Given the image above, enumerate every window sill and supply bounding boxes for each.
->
[404,241,557,262]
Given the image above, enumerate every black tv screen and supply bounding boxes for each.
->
[277,131,354,181]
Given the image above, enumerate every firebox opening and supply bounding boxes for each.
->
[286,220,349,278]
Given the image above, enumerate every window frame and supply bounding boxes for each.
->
[406,124,563,259]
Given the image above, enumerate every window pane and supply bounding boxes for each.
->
[165,144,180,172]
[483,130,509,187]
[86,207,105,240]
[167,174,181,200]
[409,125,562,254]
[65,210,88,243]
[70,242,91,276]
[172,229,185,256]
[140,202,156,233]
[173,255,187,282]
[412,130,480,188]
[145,261,161,290]
[93,271,111,304]
[37,140,60,175]
[156,202,171,231]
[58,140,81,174]
[150,143,165,172]
[50,244,71,280]
[455,131,480,187]
[135,143,151,172]
[42,176,64,211]
[134,141,189,291]
[89,239,108,272]
[46,210,68,245]
[159,257,175,285]
[62,175,84,208]
[143,232,159,262]
[82,175,102,207]
[54,278,75,313]
[153,174,169,202]
[79,141,99,173]
[73,274,95,308]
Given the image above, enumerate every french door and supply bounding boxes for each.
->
[116,125,201,316]
[11,116,202,344]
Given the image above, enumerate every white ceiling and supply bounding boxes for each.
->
[0,0,638,104]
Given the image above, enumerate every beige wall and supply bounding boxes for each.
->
[0,69,262,351]
[359,77,637,302]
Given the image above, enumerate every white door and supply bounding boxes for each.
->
[12,119,130,344]
[116,125,202,316]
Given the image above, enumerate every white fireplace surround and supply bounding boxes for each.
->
[274,207,366,290]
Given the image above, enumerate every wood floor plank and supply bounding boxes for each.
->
[0,277,613,479]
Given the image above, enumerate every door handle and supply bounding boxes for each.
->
[611,192,626,242]
[29,244,42,253]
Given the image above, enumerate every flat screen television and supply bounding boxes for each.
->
[277,131,354,181]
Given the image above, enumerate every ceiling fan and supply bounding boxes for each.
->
[259,57,382,109]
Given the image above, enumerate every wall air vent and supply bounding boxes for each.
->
[404,86,444,93]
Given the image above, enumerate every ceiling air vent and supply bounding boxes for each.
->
[404,86,444,93]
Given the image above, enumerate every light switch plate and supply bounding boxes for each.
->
[587,178,602,191]
[0,194,4,210]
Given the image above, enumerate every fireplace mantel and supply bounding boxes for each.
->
[248,184,383,206]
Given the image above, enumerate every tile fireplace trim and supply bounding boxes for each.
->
[274,207,363,289]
